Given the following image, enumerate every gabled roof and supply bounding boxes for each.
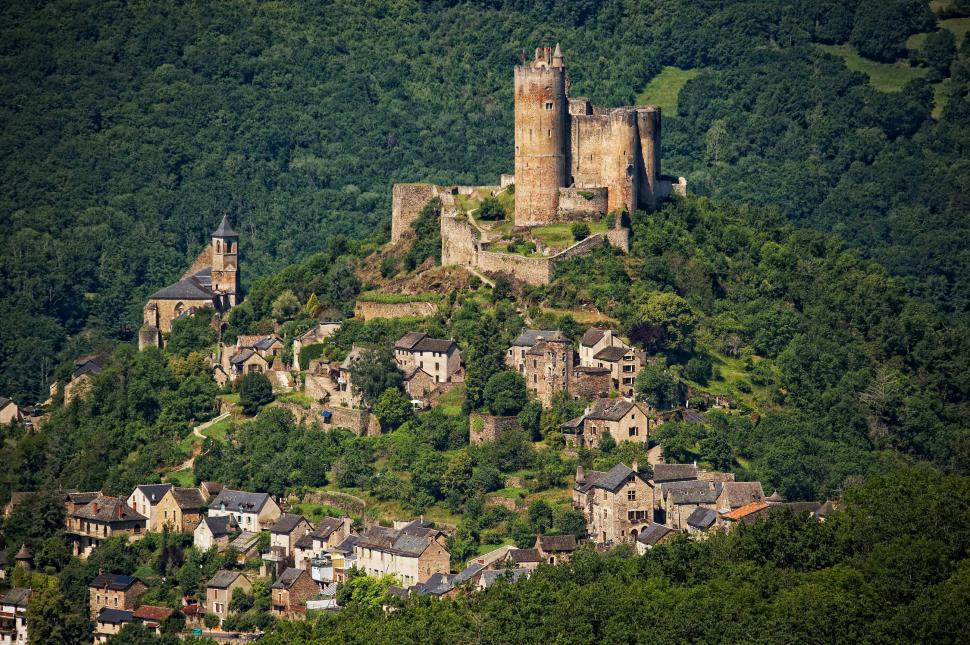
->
[208,489,272,514]
[271,567,307,590]
[200,514,238,537]
[252,336,281,351]
[149,276,214,301]
[170,487,206,510]
[72,360,103,379]
[412,572,455,596]
[0,396,13,410]
[453,562,484,585]
[511,330,558,347]
[271,513,309,535]
[637,523,676,546]
[356,521,444,558]
[662,480,720,505]
[576,463,641,494]
[334,534,359,553]
[507,548,541,563]
[585,398,637,422]
[73,496,146,524]
[719,482,766,509]
[207,570,248,589]
[593,346,629,362]
[212,214,238,238]
[652,463,698,483]
[97,608,133,624]
[229,530,259,552]
[536,534,577,552]
[230,348,264,366]
[580,328,606,347]
[313,516,346,540]
[90,574,141,591]
[395,332,427,350]
[135,483,174,504]
[722,501,769,521]
[0,588,32,607]
[686,507,718,529]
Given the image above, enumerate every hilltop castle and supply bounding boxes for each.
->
[391,46,685,284]
[138,215,240,350]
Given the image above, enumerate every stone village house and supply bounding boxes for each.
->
[206,570,252,625]
[573,462,655,545]
[68,496,147,558]
[354,520,450,587]
[126,484,173,528]
[270,567,320,618]
[561,398,656,450]
[152,487,207,533]
[207,489,281,532]
[194,515,239,552]
[88,574,147,620]
[269,513,313,566]
[394,332,462,385]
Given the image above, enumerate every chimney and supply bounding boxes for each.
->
[92,501,99,515]
[631,459,639,474]
[575,465,586,485]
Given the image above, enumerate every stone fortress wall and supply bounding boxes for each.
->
[353,300,440,321]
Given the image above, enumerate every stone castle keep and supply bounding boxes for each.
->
[390,46,685,285]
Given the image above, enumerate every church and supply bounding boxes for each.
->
[138,215,240,350]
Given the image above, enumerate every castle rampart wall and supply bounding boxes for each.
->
[353,300,439,321]
[556,187,608,220]
[391,184,437,243]
[476,248,554,285]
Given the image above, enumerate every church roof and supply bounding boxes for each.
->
[148,275,214,301]
[212,214,238,238]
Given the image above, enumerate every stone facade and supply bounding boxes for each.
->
[573,463,655,545]
[556,187,609,220]
[89,576,147,620]
[354,521,450,587]
[523,333,573,407]
[354,300,439,321]
[206,571,251,625]
[470,413,522,445]
[271,568,319,617]
[391,183,437,243]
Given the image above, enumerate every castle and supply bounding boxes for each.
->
[139,215,240,350]
[390,46,685,285]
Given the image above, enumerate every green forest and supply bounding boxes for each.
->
[3,0,970,403]
[2,0,970,642]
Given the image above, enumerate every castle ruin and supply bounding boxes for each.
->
[392,45,686,284]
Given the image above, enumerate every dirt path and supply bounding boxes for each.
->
[167,412,231,477]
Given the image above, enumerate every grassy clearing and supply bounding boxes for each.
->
[531,220,609,249]
[539,306,618,326]
[436,385,465,417]
[817,44,929,92]
[276,392,316,409]
[636,66,702,114]
[166,468,196,487]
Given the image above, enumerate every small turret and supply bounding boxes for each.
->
[15,544,32,571]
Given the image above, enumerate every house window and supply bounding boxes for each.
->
[627,490,636,501]
[629,427,638,437]
[544,101,553,110]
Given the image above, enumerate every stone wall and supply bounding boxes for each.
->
[323,406,381,437]
[476,249,553,285]
[181,246,213,280]
[485,496,520,512]
[571,368,611,399]
[556,187,608,220]
[391,183,437,243]
[148,297,214,333]
[354,300,439,321]
[469,413,522,444]
[304,374,331,401]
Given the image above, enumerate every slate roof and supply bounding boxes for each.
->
[73,496,146,523]
[453,562,484,585]
[135,483,174,504]
[72,360,103,379]
[0,396,12,410]
[97,608,133,624]
[395,332,427,350]
[201,515,238,537]
[271,513,309,535]
[207,570,246,589]
[252,336,281,351]
[480,568,531,588]
[719,482,766,509]
[686,507,718,530]
[412,572,456,596]
[68,491,100,506]
[133,605,173,622]
[507,548,541,563]
[314,516,345,540]
[560,414,585,430]
[1,588,32,607]
[208,489,271,513]
[169,487,206,510]
[295,533,314,549]
[229,530,259,552]
[637,523,676,546]
[662,480,720,505]
[580,328,606,347]
[652,463,698,483]
[340,347,362,370]
[334,534,359,553]
[593,346,629,362]
[271,567,306,590]
[90,574,141,591]
[511,330,559,347]
[537,534,577,552]
[576,463,638,494]
[356,522,442,558]
[230,348,259,365]
[148,276,214,301]
[212,214,238,238]
[585,398,636,422]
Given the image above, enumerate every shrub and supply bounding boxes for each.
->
[571,222,591,241]
[238,373,274,415]
[477,196,506,221]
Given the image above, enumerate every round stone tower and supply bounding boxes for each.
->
[514,45,567,227]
